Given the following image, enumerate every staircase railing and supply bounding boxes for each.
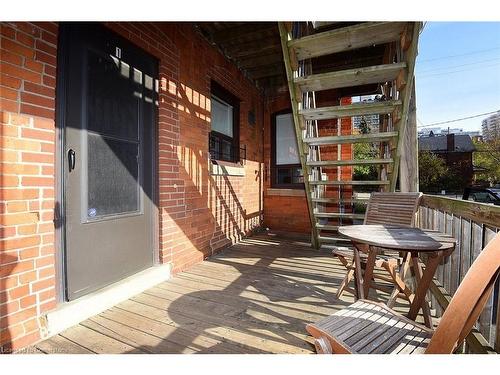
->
[279,21,320,248]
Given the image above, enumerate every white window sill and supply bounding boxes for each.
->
[210,160,245,176]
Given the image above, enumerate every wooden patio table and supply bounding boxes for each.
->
[338,224,456,328]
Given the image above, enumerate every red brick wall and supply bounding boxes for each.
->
[263,191,311,233]
[317,96,354,221]
[263,94,311,233]
[262,92,353,233]
[140,23,265,273]
[1,22,59,351]
[1,21,264,351]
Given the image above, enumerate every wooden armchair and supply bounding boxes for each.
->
[307,233,500,354]
[333,192,422,299]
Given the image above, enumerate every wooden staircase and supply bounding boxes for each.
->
[279,21,421,249]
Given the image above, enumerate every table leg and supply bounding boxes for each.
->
[408,252,442,326]
[362,246,378,299]
[352,245,364,300]
[410,256,433,328]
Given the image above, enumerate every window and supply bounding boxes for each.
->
[271,111,304,188]
[86,50,141,219]
[210,82,239,162]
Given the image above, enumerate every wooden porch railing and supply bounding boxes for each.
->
[417,194,500,353]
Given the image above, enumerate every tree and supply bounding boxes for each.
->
[473,138,500,185]
[418,151,449,193]
[353,142,378,181]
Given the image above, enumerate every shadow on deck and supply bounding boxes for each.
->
[28,232,422,354]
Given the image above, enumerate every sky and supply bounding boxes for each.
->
[415,22,500,132]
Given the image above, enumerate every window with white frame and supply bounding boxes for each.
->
[272,111,303,188]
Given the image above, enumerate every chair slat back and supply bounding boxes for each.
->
[364,192,422,227]
[425,233,500,354]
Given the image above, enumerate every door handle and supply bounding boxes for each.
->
[68,149,76,172]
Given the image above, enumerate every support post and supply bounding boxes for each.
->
[390,22,421,192]
[400,81,419,192]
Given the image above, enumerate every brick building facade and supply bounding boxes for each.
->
[0,22,352,351]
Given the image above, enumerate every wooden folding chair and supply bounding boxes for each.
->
[333,192,422,299]
[307,233,500,354]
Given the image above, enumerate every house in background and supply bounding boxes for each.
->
[418,133,476,188]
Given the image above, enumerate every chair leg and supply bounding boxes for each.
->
[336,265,355,299]
[386,286,400,308]
[334,254,357,299]
[385,263,402,308]
[336,254,349,268]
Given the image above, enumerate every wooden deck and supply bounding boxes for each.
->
[30,233,422,354]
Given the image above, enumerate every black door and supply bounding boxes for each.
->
[60,23,157,300]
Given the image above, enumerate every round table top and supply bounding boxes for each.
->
[338,224,457,252]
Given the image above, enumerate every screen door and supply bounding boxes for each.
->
[60,23,157,300]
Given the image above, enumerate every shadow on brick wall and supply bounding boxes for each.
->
[157,72,265,272]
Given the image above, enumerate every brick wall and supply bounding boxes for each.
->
[1,21,265,351]
[1,22,59,351]
[317,96,354,222]
[263,92,353,233]
[263,94,310,233]
[145,23,265,273]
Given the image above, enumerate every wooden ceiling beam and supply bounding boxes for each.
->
[255,75,287,86]
[246,63,286,80]
[223,38,281,58]
[211,22,277,44]
[237,52,284,69]
[196,22,389,97]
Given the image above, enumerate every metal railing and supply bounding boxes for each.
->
[209,133,246,163]
[417,194,500,353]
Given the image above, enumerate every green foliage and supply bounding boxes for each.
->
[418,151,468,193]
[353,142,378,181]
[473,138,500,185]
[418,151,448,193]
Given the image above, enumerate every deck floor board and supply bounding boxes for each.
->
[30,232,425,354]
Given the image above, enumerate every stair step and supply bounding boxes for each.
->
[318,236,351,243]
[300,100,402,121]
[307,158,394,167]
[316,224,340,231]
[304,132,398,146]
[294,62,406,93]
[290,22,407,61]
[309,180,390,186]
[315,212,366,219]
[312,198,369,204]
